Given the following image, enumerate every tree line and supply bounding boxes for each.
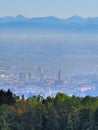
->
[0,89,98,130]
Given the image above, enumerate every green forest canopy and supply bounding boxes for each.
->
[0,89,98,130]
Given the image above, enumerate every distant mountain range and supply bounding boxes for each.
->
[1,15,98,24]
[0,15,98,32]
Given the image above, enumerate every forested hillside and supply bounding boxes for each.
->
[0,89,98,130]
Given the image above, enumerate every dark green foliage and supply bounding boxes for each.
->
[94,107,98,130]
[0,105,10,130]
[45,104,59,130]
[65,113,73,130]
[0,89,16,106]
[0,90,98,130]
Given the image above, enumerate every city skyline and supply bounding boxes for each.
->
[0,0,98,18]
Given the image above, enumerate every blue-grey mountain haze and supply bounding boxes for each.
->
[0,15,98,97]
[0,15,98,75]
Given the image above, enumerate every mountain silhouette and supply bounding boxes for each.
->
[0,15,98,32]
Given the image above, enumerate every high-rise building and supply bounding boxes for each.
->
[28,72,32,81]
[19,72,26,81]
[55,69,64,85]
[58,69,61,81]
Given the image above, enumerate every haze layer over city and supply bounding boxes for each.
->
[0,19,98,97]
[0,0,98,97]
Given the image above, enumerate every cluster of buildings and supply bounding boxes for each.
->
[0,64,66,97]
[0,60,97,98]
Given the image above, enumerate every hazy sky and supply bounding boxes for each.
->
[0,0,98,18]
